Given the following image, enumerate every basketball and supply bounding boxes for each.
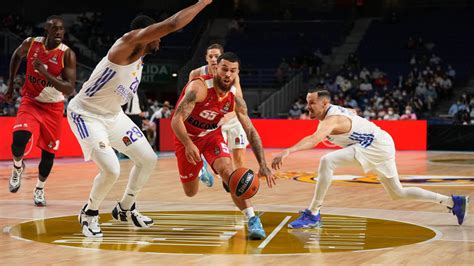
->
[228,168,259,200]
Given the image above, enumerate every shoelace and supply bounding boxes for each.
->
[90,216,101,230]
[35,190,44,199]
[12,169,21,182]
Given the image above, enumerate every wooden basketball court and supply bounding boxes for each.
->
[1,149,472,264]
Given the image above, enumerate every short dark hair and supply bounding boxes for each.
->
[130,15,156,30]
[46,15,63,23]
[217,52,241,68]
[206,43,224,54]
[308,89,331,99]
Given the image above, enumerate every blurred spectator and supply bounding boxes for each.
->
[400,106,417,120]
[383,107,400,120]
[288,102,302,119]
[448,99,467,116]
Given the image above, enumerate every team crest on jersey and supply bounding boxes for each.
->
[122,136,132,146]
[98,141,106,149]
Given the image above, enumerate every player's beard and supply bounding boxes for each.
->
[214,76,233,92]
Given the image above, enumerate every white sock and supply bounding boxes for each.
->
[242,207,255,219]
[120,190,135,210]
[308,203,321,215]
[36,179,46,189]
[14,158,23,168]
[439,195,454,208]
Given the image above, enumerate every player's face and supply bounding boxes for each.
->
[46,19,65,45]
[306,93,326,120]
[206,48,222,71]
[214,59,239,92]
[146,38,161,54]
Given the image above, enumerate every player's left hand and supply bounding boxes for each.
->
[32,58,47,75]
[258,165,276,188]
[271,149,290,170]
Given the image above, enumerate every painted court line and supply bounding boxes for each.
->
[257,216,291,249]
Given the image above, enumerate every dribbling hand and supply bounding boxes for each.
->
[258,165,276,188]
[184,143,201,165]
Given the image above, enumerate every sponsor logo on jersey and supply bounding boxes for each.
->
[187,116,218,130]
[220,101,231,113]
[49,55,58,64]
[122,136,132,146]
[235,137,241,145]
[98,141,106,149]
[214,146,221,155]
[28,74,53,87]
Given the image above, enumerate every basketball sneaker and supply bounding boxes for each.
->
[199,158,214,187]
[9,162,25,193]
[450,195,469,225]
[33,187,46,207]
[288,209,322,229]
[112,202,154,228]
[78,204,103,237]
[248,216,266,240]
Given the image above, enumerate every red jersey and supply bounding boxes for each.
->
[175,75,235,139]
[22,37,69,103]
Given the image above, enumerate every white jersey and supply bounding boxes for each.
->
[69,54,143,117]
[325,105,385,149]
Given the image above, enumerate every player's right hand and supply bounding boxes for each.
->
[185,143,201,165]
[199,0,213,6]
[4,83,14,104]
[271,149,290,170]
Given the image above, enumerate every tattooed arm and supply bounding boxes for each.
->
[171,79,207,165]
[234,92,276,187]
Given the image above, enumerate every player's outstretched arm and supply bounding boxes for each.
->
[171,80,207,165]
[32,49,77,95]
[271,117,337,170]
[130,0,212,45]
[235,94,275,187]
[5,38,32,102]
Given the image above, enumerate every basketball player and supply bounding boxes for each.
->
[5,15,77,207]
[272,89,469,228]
[67,0,213,237]
[172,52,275,240]
[188,44,249,187]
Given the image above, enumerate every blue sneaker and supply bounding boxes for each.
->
[248,216,266,240]
[288,209,321,229]
[199,158,214,187]
[450,195,469,225]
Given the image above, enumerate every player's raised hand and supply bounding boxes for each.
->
[271,149,290,170]
[258,165,276,188]
[184,143,201,165]
[199,0,213,6]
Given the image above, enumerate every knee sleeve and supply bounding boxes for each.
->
[11,131,32,157]
[39,150,55,179]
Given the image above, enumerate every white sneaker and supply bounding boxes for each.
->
[33,188,46,206]
[78,205,103,237]
[112,202,154,228]
[9,162,25,193]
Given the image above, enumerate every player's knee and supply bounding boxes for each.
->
[133,148,157,170]
[38,150,55,179]
[319,155,334,172]
[387,188,405,200]
[183,185,198,197]
[11,131,32,157]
